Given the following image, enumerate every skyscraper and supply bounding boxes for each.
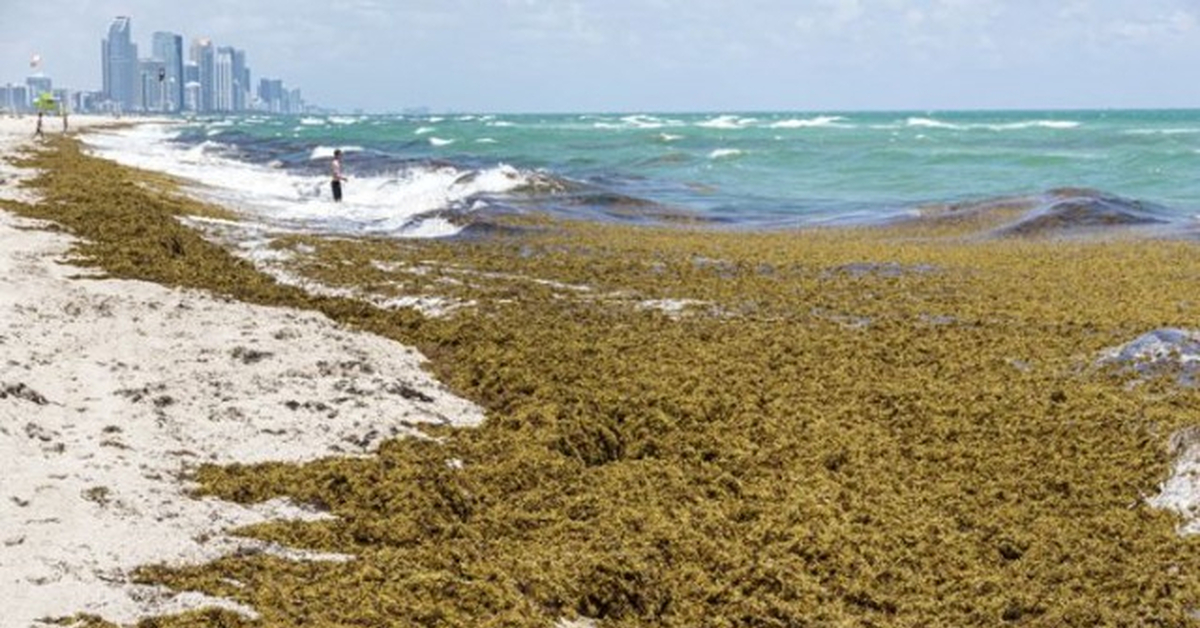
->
[136,58,161,111]
[26,75,52,103]
[190,38,214,113]
[231,49,247,112]
[152,32,184,113]
[101,16,138,111]
[183,61,200,112]
[214,46,234,112]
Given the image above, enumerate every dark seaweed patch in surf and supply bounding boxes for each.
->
[898,188,1182,239]
[995,188,1173,238]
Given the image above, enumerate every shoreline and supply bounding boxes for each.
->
[6,120,1200,626]
[0,119,484,626]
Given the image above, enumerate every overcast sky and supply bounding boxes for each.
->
[1,0,1198,113]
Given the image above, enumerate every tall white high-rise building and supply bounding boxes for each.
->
[214,46,234,112]
[101,16,138,111]
[190,38,214,113]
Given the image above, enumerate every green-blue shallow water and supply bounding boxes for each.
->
[89,110,1200,235]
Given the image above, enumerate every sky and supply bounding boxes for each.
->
[1,0,1198,113]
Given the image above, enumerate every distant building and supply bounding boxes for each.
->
[52,89,70,111]
[1,84,30,113]
[214,46,234,112]
[184,81,201,113]
[137,58,164,111]
[183,62,199,85]
[102,16,138,112]
[0,18,318,117]
[69,91,103,114]
[152,32,184,113]
[182,61,200,112]
[26,75,52,102]
[256,78,305,114]
[258,78,283,113]
[231,49,248,112]
[190,38,214,113]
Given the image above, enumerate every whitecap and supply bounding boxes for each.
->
[907,117,1079,132]
[770,116,847,129]
[309,146,364,160]
[697,115,755,130]
[621,115,667,129]
[429,137,455,147]
[906,117,961,130]
[299,117,325,126]
[414,127,436,135]
[709,148,744,160]
[1124,128,1200,136]
[988,120,1081,131]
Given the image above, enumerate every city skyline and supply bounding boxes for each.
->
[1,1,1199,114]
[3,14,308,115]
[98,15,305,115]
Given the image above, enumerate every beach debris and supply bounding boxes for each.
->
[1098,328,1200,385]
[2,381,49,405]
[823,261,939,279]
[1150,427,1200,535]
[230,346,273,364]
[385,381,434,403]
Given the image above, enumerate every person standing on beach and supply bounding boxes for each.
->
[33,111,44,140]
[331,149,346,202]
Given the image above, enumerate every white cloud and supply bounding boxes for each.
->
[1107,9,1197,43]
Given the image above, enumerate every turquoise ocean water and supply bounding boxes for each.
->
[87,110,1200,237]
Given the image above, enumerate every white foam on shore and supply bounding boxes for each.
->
[0,118,486,625]
[80,123,533,240]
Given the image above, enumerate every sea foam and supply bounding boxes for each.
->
[82,124,534,241]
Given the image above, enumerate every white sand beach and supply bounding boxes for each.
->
[0,117,484,627]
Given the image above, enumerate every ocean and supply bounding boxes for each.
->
[84,109,1200,238]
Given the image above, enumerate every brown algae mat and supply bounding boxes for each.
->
[9,138,1200,626]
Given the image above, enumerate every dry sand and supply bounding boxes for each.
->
[0,116,484,627]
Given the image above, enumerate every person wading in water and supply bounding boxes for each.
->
[331,149,347,202]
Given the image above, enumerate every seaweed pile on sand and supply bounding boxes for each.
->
[9,138,1200,626]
